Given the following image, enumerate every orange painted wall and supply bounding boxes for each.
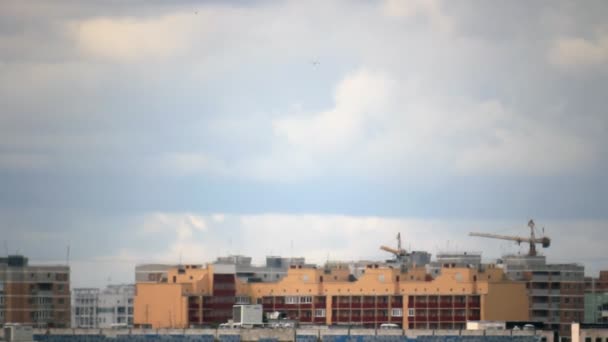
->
[134,283,188,328]
[482,282,530,321]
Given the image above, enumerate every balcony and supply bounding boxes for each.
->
[439,302,453,308]
[530,289,550,296]
[532,303,550,310]
[362,316,376,323]
[468,301,480,308]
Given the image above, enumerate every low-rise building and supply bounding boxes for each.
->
[72,284,134,328]
[134,258,529,329]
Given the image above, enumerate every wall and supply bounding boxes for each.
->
[134,283,187,328]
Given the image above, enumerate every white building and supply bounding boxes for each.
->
[72,284,134,328]
[72,288,99,328]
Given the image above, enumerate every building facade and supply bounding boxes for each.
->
[501,255,585,335]
[584,271,608,323]
[71,288,99,328]
[72,284,134,328]
[134,260,529,329]
[0,255,70,328]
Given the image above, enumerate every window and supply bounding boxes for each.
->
[286,296,299,304]
[391,308,403,317]
[300,296,312,304]
[315,309,326,317]
[408,308,415,317]
[235,296,251,304]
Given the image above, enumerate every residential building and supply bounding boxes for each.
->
[72,284,134,328]
[584,271,608,323]
[0,255,70,328]
[500,255,585,335]
[134,257,529,329]
[71,288,99,328]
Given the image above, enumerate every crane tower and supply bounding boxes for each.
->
[469,220,551,257]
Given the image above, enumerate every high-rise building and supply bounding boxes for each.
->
[0,255,70,328]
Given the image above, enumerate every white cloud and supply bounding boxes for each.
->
[273,69,394,154]
[141,212,208,238]
[382,0,454,34]
[157,153,228,177]
[74,14,199,62]
[253,68,595,181]
[549,33,608,69]
[74,213,608,287]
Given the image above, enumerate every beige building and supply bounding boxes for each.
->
[134,261,528,329]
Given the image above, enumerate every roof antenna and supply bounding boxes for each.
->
[66,244,70,266]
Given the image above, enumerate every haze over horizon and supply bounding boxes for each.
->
[1,0,607,288]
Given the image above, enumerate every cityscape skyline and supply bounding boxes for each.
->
[1,1,608,290]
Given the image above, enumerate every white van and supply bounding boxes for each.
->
[379,323,400,330]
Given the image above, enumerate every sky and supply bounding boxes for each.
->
[1,0,608,288]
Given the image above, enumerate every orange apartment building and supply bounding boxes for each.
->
[134,262,529,329]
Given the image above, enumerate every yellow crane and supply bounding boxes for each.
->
[380,232,407,258]
[469,219,551,257]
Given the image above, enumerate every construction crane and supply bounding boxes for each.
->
[469,220,551,257]
[380,232,407,258]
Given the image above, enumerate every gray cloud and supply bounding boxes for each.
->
[1,0,607,286]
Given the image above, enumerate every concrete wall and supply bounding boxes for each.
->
[28,328,550,342]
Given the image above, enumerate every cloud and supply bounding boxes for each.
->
[273,69,394,154]
[141,212,208,239]
[74,14,197,62]
[549,32,608,69]
[0,152,50,170]
[382,0,454,34]
[254,68,597,181]
[67,213,608,286]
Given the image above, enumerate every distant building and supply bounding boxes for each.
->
[500,254,585,335]
[427,252,482,277]
[584,271,608,323]
[0,255,70,328]
[133,255,529,329]
[71,288,99,328]
[72,284,134,328]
